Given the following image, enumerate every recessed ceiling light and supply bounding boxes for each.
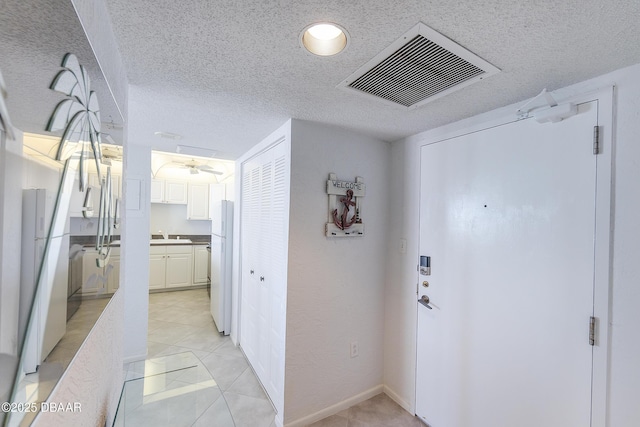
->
[301,22,348,56]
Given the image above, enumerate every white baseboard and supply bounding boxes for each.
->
[285,384,384,427]
[383,385,414,414]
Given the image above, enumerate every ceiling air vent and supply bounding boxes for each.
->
[338,23,500,109]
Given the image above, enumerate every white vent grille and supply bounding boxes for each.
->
[338,23,500,109]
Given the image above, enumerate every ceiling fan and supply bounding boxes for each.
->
[100,145,123,166]
[178,159,224,175]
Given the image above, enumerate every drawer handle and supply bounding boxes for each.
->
[260,276,265,282]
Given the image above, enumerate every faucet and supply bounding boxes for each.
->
[159,229,168,239]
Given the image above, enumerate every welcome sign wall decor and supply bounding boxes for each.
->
[326,173,365,237]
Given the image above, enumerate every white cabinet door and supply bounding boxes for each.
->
[151,179,188,204]
[193,245,209,284]
[165,180,188,204]
[166,250,193,288]
[68,177,86,217]
[106,256,120,294]
[81,249,105,294]
[149,254,167,290]
[70,173,119,217]
[187,183,210,220]
[150,179,164,203]
[112,175,121,199]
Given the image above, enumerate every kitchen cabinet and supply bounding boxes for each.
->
[166,246,193,288]
[150,179,164,204]
[193,245,210,284]
[149,247,167,290]
[106,251,120,294]
[69,173,120,218]
[151,179,188,204]
[148,245,193,289]
[81,246,120,295]
[187,183,210,220]
[81,248,103,294]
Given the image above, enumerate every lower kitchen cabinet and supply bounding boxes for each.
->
[81,246,120,295]
[149,249,167,290]
[166,246,193,288]
[193,245,210,285]
[149,245,194,290]
[106,252,120,294]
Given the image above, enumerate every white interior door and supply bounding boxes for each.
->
[416,102,600,427]
[239,140,288,412]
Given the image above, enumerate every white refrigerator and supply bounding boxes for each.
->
[210,199,233,335]
[20,188,69,374]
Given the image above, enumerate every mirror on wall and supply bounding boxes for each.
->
[0,1,124,425]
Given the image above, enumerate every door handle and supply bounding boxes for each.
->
[418,295,433,309]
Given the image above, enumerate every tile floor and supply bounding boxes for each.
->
[121,288,423,427]
[306,394,424,427]
[123,288,277,427]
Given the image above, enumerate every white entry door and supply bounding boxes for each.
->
[416,101,601,427]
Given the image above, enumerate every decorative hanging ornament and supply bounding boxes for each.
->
[326,174,365,237]
[46,53,103,193]
[47,53,114,266]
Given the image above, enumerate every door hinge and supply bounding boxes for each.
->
[589,316,597,346]
[593,126,600,155]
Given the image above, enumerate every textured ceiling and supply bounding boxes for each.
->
[103,0,640,158]
[0,0,124,143]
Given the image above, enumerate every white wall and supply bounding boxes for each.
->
[384,62,640,425]
[284,120,390,424]
[0,130,22,357]
[121,141,151,362]
[149,203,211,236]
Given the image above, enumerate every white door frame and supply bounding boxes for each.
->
[414,87,614,426]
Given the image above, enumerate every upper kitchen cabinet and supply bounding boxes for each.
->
[151,179,188,204]
[68,173,121,218]
[187,183,210,220]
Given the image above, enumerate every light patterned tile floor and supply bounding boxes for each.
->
[306,394,424,427]
[122,288,421,427]
[121,288,276,427]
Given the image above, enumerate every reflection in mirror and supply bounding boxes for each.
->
[0,1,124,425]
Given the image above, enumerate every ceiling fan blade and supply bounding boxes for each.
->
[200,169,223,175]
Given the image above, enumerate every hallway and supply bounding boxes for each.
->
[117,288,421,427]
[120,288,276,426]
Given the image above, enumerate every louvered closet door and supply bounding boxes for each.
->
[241,155,261,371]
[240,140,288,412]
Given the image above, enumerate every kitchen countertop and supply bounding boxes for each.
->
[71,235,211,248]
